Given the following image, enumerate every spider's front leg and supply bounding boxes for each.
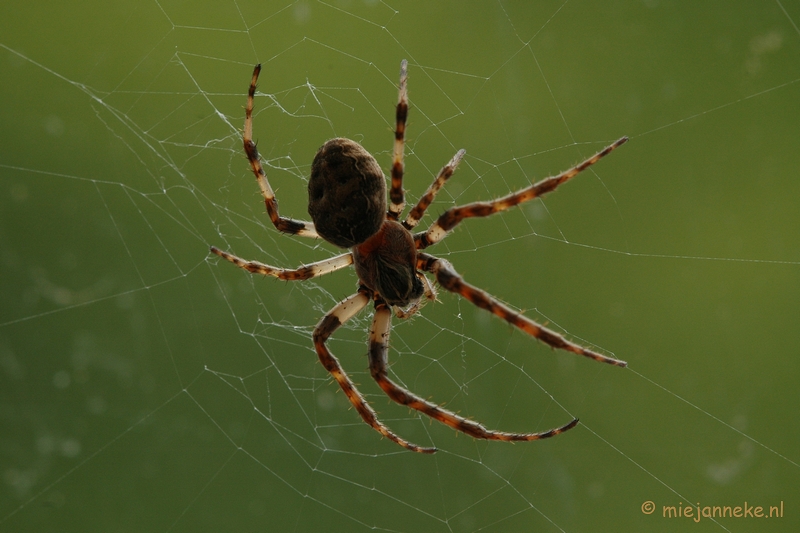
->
[244,64,318,238]
[418,253,627,367]
[313,288,436,454]
[369,300,580,443]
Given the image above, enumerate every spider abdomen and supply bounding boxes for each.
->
[308,138,387,248]
[353,220,423,307]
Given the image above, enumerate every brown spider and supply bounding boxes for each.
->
[211,61,627,454]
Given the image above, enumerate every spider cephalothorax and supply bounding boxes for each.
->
[210,61,628,453]
[352,220,423,307]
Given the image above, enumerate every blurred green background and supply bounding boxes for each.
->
[2,1,799,531]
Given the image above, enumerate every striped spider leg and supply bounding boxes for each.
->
[244,64,318,238]
[417,253,627,367]
[209,246,435,452]
[210,243,435,452]
[386,149,467,319]
[209,247,353,280]
[387,59,409,221]
[415,137,629,249]
[314,288,437,454]
[403,148,466,230]
[410,138,629,367]
[369,298,579,443]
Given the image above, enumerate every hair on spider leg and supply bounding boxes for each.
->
[208,61,627,453]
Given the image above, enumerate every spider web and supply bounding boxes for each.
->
[2,1,800,531]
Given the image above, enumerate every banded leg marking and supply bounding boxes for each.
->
[416,137,628,249]
[404,149,466,230]
[418,254,627,367]
[210,247,352,281]
[244,64,318,238]
[369,302,579,441]
[388,59,409,220]
[313,289,436,453]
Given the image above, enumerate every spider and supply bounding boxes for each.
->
[211,60,628,454]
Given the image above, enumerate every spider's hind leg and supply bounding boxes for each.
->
[388,59,409,220]
[243,64,319,238]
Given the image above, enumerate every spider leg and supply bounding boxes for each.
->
[387,59,408,221]
[244,64,318,238]
[210,247,352,280]
[418,253,627,367]
[313,288,436,454]
[403,149,466,230]
[415,137,628,249]
[369,300,580,442]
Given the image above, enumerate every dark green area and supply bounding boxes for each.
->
[2,1,799,531]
